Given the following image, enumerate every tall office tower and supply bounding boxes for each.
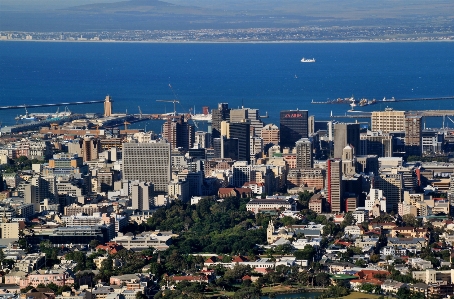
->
[261,124,280,147]
[327,159,343,213]
[280,110,308,148]
[228,122,251,162]
[231,161,252,187]
[359,131,394,157]
[250,136,263,162]
[308,116,315,135]
[333,123,360,159]
[68,137,102,162]
[83,137,101,162]
[295,138,313,169]
[104,95,113,117]
[213,137,239,160]
[211,103,230,139]
[24,174,50,211]
[230,107,264,137]
[448,174,454,203]
[122,141,171,193]
[341,145,356,176]
[371,108,405,133]
[374,171,402,213]
[404,116,422,156]
[194,131,211,149]
[162,115,194,151]
[131,182,153,211]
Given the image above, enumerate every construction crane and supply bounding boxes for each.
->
[138,106,143,119]
[156,99,179,116]
[189,108,199,129]
[123,121,131,131]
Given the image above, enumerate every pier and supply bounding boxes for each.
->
[0,100,104,110]
[331,110,454,119]
[313,96,454,104]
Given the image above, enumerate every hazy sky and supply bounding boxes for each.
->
[0,0,121,10]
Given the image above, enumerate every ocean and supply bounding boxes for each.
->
[1,41,454,131]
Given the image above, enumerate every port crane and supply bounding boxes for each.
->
[138,106,143,119]
[156,99,179,116]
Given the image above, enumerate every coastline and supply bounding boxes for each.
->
[0,38,453,44]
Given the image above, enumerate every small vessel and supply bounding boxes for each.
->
[382,97,396,102]
[16,106,37,121]
[301,58,315,63]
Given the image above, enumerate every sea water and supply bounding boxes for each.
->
[1,41,453,131]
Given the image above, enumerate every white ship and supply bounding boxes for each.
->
[191,113,212,121]
[15,106,37,121]
[301,58,316,63]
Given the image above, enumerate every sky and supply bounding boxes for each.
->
[0,0,121,10]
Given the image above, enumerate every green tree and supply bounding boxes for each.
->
[232,286,261,299]
[402,214,418,227]
[370,254,380,263]
[315,272,330,287]
[294,245,316,261]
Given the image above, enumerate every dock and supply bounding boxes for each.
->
[0,114,86,134]
[0,100,104,110]
[331,110,454,119]
[313,96,454,104]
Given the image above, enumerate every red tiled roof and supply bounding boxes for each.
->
[232,256,249,263]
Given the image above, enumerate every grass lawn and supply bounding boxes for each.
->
[262,285,298,294]
[330,292,381,299]
[208,291,235,297]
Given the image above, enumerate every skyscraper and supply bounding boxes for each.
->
[261,124,280,146]
[327,159,343,213]
[295,138,313,169]
[280,110,308,148]
[374,171,402,213]
[211,103,230,139]
[122,141,171,193]
[230,107,264,137]
[228,122,251,162]
[371,108,405,133]
[162,115,194,151]
[404,116,422,156]
[333,123,360,159]
[131,181,153,211]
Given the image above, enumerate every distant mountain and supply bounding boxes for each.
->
[0,0,453,32]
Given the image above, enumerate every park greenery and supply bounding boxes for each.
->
[25,189,454,298]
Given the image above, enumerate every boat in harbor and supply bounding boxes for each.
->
[191,113,212,121]
[301,58,315,63]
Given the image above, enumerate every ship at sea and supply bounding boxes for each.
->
[301,58,315,63]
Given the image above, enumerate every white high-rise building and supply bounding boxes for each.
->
[122,141,171,193]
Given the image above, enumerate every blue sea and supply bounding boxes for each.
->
[1,41,454,131]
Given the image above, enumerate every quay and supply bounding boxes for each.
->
[0,114,86,134]
[313,96,454,104]
[0,100,104,110]
[331,110,454,119]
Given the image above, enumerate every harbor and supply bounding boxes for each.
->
[312,96,454,105]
